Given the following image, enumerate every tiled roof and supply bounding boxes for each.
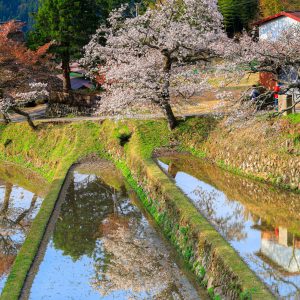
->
[254,11,300,26]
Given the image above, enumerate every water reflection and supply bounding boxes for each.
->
[157,154,300,299]
[29,161,203,300]
[0,163,47,292]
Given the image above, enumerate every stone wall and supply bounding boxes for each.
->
[203,119,300,190]
[46,92,100,117]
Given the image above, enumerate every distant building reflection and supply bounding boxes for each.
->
[257,223,300,274]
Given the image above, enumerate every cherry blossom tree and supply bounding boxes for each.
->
[82,0,227,129]
[0,82,49,129]
[92,215,199,298]
[221,25,300,115]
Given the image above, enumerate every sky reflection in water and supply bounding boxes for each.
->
[157,155,300,299]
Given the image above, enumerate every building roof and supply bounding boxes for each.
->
[254,11,300,26]
[70,78,94,90]
[56,74,94,90]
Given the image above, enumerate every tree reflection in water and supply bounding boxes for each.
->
[247,254,300,299]
[92,214,194,299]
[193,187,247,241]
[0,183,40,256]
[48,167,200,299]
[0,180,43,290]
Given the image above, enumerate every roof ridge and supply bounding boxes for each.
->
[253,11,300,26]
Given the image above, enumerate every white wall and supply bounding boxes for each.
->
[261,238,300,273]
[259,16,299,41]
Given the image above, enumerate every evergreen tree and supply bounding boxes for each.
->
[29,0,138,92]
[218,0,259,36]
[29,0,103,92]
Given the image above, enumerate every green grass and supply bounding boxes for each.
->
[0,121,108,300]
[0,121,106,181]
[1,176,67,300]
[286,113,300,124]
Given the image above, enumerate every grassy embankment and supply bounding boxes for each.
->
[0,121,106,300]
[98,119,274,299]
[0,116,286,299]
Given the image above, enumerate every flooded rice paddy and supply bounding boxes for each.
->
[157,154,300,299]
[27,161,205,300]
[0,163,49,292]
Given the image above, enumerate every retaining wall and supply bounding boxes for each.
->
[116,156,274,300]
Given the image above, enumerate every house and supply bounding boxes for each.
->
[255,11,300,41]
[258,225,300,274]
[254,12,300,90]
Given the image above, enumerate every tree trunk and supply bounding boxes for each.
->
[162,102,177,130]
[0,89,10,125]
[2,113,11,124]
[162,51,177,130]
[14,194,38,225]
[11,107,37,130]
[1,183,13,214]
[62,53,71,92]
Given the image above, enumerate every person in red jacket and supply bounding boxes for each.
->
[274,83,280,111]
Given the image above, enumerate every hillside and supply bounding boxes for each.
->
[0,0,38,26]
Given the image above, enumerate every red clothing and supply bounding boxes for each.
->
[274,85,280,99]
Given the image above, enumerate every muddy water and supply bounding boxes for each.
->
[157,154,300,299]
[28,161,205,300]
[0,163,49,292]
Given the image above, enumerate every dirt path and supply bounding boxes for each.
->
[1,105,210,124]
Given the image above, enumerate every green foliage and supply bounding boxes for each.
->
[27,0,140,51]
[53,174,119,261]
[208,287,215,298]
[259,0,300,17]
[240,287,258,300]
[28,0,101,55]
[218,0,259,35]
[183,246,193,261]
[286,113,300,125]
[179,226,188,235]
[199,266,206,279]
[0,0,38,28]
[293,134,300,146]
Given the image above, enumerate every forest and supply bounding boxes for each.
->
[0,0,299,35]
[0,0,37,26]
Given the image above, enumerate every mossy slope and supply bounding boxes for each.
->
[99,119,274,299]
[0,121,105,181]
[0,121,106,300]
